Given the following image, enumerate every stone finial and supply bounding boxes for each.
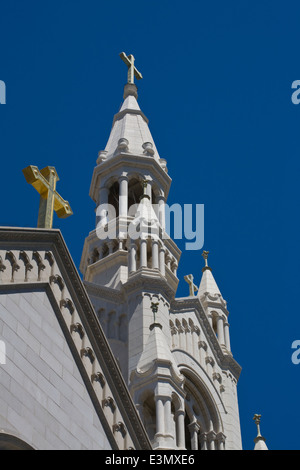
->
[117,138,129,152]
[202,251,209,266]
[150,301,162,330]
[140,179,151,201]
[142,142,155,156]
[253,414,262,437]
[201,250,212,273]
[253,413,268,450]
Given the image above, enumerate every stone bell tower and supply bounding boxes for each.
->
[80,53,243,450]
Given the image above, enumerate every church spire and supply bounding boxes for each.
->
[198,251,231,354]
[197,251,222,299]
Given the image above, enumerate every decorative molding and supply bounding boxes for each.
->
[70,322,85,339]
[0,228,152,451]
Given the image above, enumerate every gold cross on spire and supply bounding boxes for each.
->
[119,52,143,84]
[23,165,73,229]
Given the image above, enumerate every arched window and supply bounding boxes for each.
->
[0,433,34,450]
[180,369,224,450]
[128,177,143,212]
[108,181,119,218]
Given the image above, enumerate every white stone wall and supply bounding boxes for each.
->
[0,290,111,450]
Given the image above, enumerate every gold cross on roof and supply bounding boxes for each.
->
[184,274,198,297]
[23,165,73,229]
[119,52,143,84]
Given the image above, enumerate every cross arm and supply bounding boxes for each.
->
[22,165,53,198]
[23,165,73,219]
[119,52,143,81]
[53,192,73,219]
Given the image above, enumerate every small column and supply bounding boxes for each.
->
[164,397,174,439]
[165,252,171,270]
[159,244,166,276]
[208,431,217,450]
[199,432,208,450]
[129,241,137,273]
[119,175,128,218]
[216,433,226,450]
[157,194,166,231]
[151,239,159,269]
[216,316,225,346]
[140,238,148,268]
[175,409,185,449]
[188,421,200,450]
[155,396,165,436]
[118,237,124,251]
[171,261,178,277]
[224,321,231,352]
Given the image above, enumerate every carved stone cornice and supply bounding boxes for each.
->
[170,296,241,380]
[0,227,151,450]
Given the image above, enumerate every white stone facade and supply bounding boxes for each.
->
[81,81,243,450]
[0,228,151,450]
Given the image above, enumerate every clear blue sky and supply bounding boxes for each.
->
[1,0,300,450]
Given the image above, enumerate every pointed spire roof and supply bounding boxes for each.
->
[253,414,268,450]
[103,83,160,162]
[137,322,182,383]
[197,251,222,299]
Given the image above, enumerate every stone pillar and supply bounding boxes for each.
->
[118,238,123,251]
[159,245,165,276]
[224,321,231,352]
[175,409,185,449]
[155,396,165,436]
[164,397,174,440]
[140,238,148,268]
[145,180,152,203]
[119,175,128,218]
[157,194,166,231]
[217,316,225,346]
[199,432,208,450]
[216,433,226,450]
[208,431,217,450]
[171,261,178,277]
[151,239,159,269]
[165,252,171,270]
[188,421,200,450]
[129,241,137,273]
